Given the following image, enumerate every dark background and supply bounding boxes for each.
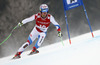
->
[0,0,100,58]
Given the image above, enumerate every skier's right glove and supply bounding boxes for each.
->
[17,22,23,27]
[58,31,63,37]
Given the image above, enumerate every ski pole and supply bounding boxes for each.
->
[60,37,64,46]
[0,25,18,46]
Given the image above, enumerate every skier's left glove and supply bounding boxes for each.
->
[58,31,63,37]
[17,22,23,27]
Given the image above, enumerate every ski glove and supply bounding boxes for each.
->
[17,22,23,27]
[58,31,63,37]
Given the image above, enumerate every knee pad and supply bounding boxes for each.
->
[23,44,28,48]
[22,42,29,48]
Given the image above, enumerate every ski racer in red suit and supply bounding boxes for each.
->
[13,4,62,59]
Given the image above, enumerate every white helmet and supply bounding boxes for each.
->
[39,4,49,13]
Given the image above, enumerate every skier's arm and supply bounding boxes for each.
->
[22,15,35,24]
[50,15,62,37]
[50,15,61,31]
[17,15,35,27]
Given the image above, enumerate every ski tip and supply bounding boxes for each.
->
[11,57,21,60]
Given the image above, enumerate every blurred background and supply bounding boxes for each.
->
[0,0,100,58]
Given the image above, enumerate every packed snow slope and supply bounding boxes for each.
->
[0,30,100,65]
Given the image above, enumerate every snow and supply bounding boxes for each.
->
[0,30,100,65]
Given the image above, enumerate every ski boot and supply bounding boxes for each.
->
[29,47,39,55]
[12,52,22,59]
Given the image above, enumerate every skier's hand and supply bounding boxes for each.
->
[58,31,63,37]
[17,22,23,27]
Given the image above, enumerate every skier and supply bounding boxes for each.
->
[13,4,62,59]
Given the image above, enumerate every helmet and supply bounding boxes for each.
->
[39,4,49,13]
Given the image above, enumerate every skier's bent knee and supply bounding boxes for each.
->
[23,44,28,48]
